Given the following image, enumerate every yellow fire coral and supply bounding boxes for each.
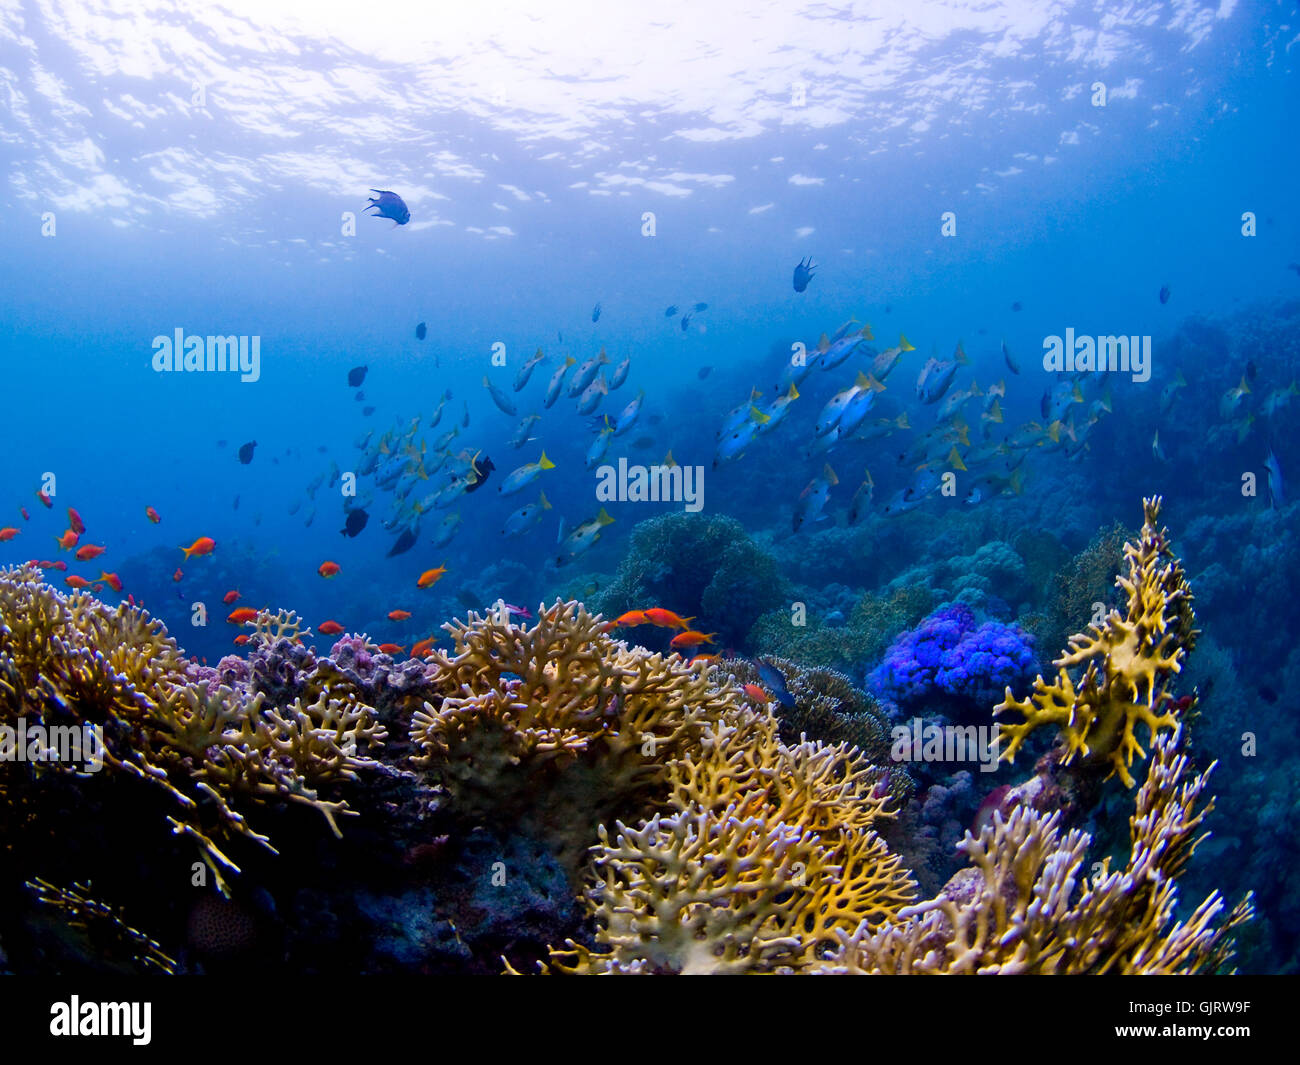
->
[411,601,749,873]
[814,729,1253,974]
[547,703,915,974]
[995,497,1197,786]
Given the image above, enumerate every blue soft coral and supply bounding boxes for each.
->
[870,602,1038,707]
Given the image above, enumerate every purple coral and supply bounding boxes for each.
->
[870,603,1038,709]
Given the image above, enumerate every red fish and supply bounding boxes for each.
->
[643,608,695,629]
[173,567,183,582]
[20,507,30,521]
[416,565,447,588]
[377,643,406,655]
[387,609,412,621]
[318,561,341,578]
[669,630,718,649]
[37,490,52,509]
[223,589,241,604]
[743,683,771,705]
[67,507,85,535]
[228,607,259,624]
[180,536,216,559]
[411,636,436,658]
[318,620,344,635]
[65,575,92,589]
[55,529,79,551]
[75,544,106,561]
[233,634,251,646]
[98,572,123,593]
[0,527,19,541]
[146,506,161,524]
[611,610,648,627]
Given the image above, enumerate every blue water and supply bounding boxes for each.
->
[2,1,1298,973]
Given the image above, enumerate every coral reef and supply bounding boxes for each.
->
[996,497,1196,787]
[870,602,1039,713]
[816,730,1253,974]
[595,513,787,645]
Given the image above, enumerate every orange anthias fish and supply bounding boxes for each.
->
[55,529,79,551]
[416,565,447,589]
[223,589,241,604]
[318,620,344,635]
[377,643,406,655]
[98,572,123,593]
[173,567,183,582]
[146,506,161,523]
[37,490,52,509]
[67,507,85,535]
[611,610,648,627]
[318,561,341,578]
[228,607,259,624]
[181,536,216,559]
[688,653,719,666]
[43,560,67,572]
[669,630,718,649]
[743,683,771,705]
[233,634,250,646]
[643,608,695,629]
[388,609,412,621]
[75,544,106,561]
[64,575,92,589]
[0,527,18,541]
[21,507,30,521]
[411,636,436,658]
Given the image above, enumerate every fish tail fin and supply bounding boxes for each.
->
[749,404,771,424]
[985,398,1003,423]
[823,464,839,485]
[955,341,969,364]
[1240,375,1252,394]
[896,412,910,428]
[538,451,556,470]
[947,446,967,471]
[1009,468,1026,495]
[861,323,874,340]
[1047,420,1062,443]
[787,383,799,400]
[539,491,552,510]
[900,333,915,351]
[970,379,982,396]
[1175,368,1187,386]
[596,508,615,526]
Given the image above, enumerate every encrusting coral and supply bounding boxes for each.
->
[995,497,1196,787]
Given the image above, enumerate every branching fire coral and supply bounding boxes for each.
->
[814,730,1253,974]
[995,497,1198,786]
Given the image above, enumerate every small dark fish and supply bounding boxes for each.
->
[386,526,417,557]
[681,314,692,332]
[793,257,815,293]
[693,302,709,312]
[665,305,678,318]
[348,365,367,387]
[341,508,369,539]
[754,657,796,707]
[355,390,365,401]
[363,406,376,416]
[592,302,602,323]
[1258,684,1278,704]
[238,441,257,464]
[232,494,240,510]
[364,188,409,225]
[1159,285,1170,305]
[632,435,655,449]
[464,453,495,493]
[416,322,427,340]
[697,365,713,380]
[557,330,564,343]
[1011,300,1022,312]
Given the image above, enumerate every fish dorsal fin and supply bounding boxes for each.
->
[818,333,830,353]
[539,491,552,509]
[823,464,839,485]
[664,450,676,468]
